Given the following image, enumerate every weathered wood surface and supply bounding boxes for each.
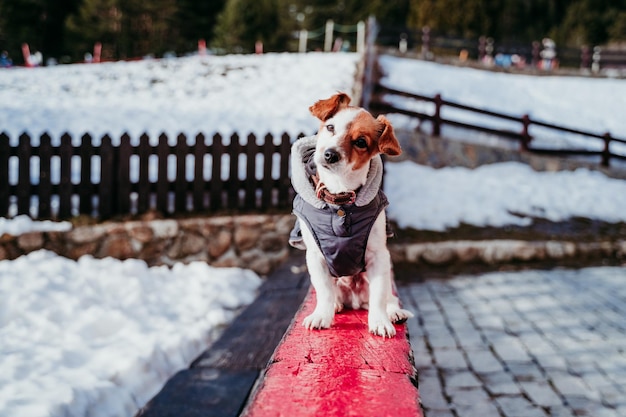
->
[242,290,423,417]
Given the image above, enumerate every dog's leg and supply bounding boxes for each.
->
[365,213,397,337]
[298,217,340,330]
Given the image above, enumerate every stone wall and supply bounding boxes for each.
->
[390,239,626,267]
[0,214,296,275]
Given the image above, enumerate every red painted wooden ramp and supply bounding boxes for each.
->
[242,290,423,417]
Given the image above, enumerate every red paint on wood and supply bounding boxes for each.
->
[244,290,423,417]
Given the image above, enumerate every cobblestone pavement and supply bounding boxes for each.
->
[398,266,626,417]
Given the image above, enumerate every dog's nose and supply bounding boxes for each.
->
[324,148,341,164]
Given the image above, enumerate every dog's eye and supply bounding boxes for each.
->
[326,124,335,133]
[354,137,368,149]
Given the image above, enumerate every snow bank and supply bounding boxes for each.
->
[0,250,261,416]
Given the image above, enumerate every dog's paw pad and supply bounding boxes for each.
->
[303,313,332,330]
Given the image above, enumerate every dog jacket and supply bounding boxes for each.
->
[289,136,390,277]
[292,191,388,277]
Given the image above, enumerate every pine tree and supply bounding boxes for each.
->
[212,0,290,53]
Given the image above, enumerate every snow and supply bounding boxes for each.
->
[0,215,72,235]
[1,52,626,417]
[0,53,359,141]
[386,161,626,231]
[0,250,261,417]
[379,55,626,154]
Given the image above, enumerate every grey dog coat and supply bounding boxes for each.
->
[289,136,389,277]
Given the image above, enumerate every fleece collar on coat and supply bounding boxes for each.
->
[291,135,383,209]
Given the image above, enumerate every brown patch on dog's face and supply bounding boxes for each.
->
[335,111,402,170]
[309,92,351,121]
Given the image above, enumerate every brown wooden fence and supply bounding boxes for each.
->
[370,85,626,168]
[0,132,297,220]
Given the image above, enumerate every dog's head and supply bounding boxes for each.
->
[309,93,401,180]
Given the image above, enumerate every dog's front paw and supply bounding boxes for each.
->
[368,312,396,338]
[303,312,333,330]
[388,308,414,324]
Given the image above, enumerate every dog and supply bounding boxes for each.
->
[289,92,413,338]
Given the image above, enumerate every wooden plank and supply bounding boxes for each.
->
[193,133,206,212]
[137,134,151,214]
[38,134,53,219]
[118,134,132,215]
[156,134,169,214]
[16,134,31,215]
[0,134,9,217]
[99,136,114,219]
[79,134,93,215]
[242,290,422,417]
[58,134,73,219]
[210,133,224,210]
[228,133,241,209]
[261,134,274,210]
[174,134,188,213]
[277,133,291,209]
[136,369,260,417]
[245,133,257,209]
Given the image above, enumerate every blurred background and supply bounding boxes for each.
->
[0,0,624,65]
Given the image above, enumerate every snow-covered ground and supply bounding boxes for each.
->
[0,53,358,141]
[1,52,626,417]
[0,251,260,417]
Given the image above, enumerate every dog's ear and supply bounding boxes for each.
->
[377,121,402,156]
[376,115,402,156]
[309,92,351,121]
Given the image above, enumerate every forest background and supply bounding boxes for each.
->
[0,0,625,65]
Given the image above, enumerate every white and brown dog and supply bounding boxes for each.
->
[289,92,413,338]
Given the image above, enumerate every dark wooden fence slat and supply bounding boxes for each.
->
[210,134,224,210]
[17,134,32,216]
[278,133,291,208]
[79,134,93,215]
[193,133,206,211]
[261,134,274,209]
[38,134,53,219]
[58,134,73,219]
[156,135,169,214]
[99,135,114,220]
[0,133,10,217]
[118,134,132,215]
[228,134,241,209]
[137,134,151,214]
[245,134,257,209]
[175,134,188,213]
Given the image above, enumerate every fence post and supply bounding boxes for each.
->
[521,114,531,150]
[421,26,430,59]
[602,133,611,167]
[299,29,308,53]
[324,20,334,52]
[17,134,31,216]
[432,94,442,136]
[59,134,73,219]
[0,133,9,217]
[356,21,366,54]
[39,134,53,219]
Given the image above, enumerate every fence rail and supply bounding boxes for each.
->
[0,132,296,221]
[371,85,626,167]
